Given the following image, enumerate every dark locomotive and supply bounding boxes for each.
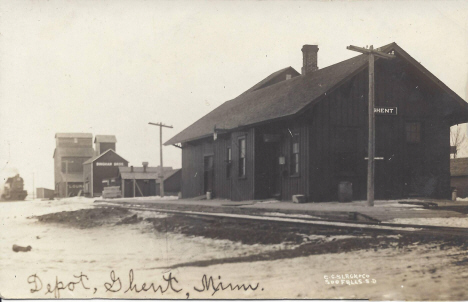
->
[1,174,28,201]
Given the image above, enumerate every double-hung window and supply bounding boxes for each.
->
[226,147,232,178]
[238,138,246,177]
[405,122,422,143]
[290,133,300,176]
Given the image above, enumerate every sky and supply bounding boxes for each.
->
[1,0,468,193]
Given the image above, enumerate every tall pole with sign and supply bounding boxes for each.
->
[346,45,395,206]
[149,122,173,198]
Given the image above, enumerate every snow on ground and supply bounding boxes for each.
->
[264,212,322,219]
[2,198,468,299]
[1,196,96,217]
[390,217,468,228]
[377,202,423,208]
[0,197,294,299]
[255,199,281,204]
[172,242,468,300]
[106,195,179,202]
[299,234,370,242]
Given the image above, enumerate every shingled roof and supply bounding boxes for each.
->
[165,42,468,145]
[243,66,301,94]
[451,158,468,177]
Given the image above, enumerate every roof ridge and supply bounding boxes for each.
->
[165,42,467,145]
[83,149,128,164]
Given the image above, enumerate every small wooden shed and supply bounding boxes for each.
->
[118,164,180,197]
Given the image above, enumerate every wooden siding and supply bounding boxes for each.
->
[308,58,451,201]
[181,139,213,198]
[155,170,181,196]
[92,151,128,196]
[180,128,255,201]
[124,179,157,197]
[178,57,452,202]
[213,135,232,199]
[57,138,93,148]
[254,121,309,201]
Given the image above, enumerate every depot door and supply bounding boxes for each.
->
[204,155,214,194]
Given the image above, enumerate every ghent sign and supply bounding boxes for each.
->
[374,107,397,115]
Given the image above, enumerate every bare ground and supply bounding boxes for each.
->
[33,206,468,269]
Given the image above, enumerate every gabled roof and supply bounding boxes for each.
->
[83,149,128,165]
[244,66,300,94]
[55,133,92,138]
[165,42,468,146]
[451,157,468,176]
[94,135,117,143]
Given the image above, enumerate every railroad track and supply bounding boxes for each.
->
[96,201,468,239]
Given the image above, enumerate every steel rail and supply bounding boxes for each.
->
[95,202,468,238]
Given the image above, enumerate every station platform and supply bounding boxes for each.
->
[96,197,468,224]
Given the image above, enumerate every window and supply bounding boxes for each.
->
[406,122,421,143]
[226,147,232,178]
[290,133,300,176]
[238,138,246,177]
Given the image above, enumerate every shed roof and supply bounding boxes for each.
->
[119,167,179,181]
[53,147,95,158]
[165,42,468,145]
[451,157,468,177]
[60,173,83,183]
[94,135,117,143]
[55,133,93,138]
[158,169,181,183]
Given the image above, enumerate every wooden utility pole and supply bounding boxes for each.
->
[149,122,173,197]
[65,160,69,198]
[346,45,395,206]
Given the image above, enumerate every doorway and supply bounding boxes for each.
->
[204,155,214,195]
[255,134,282,200]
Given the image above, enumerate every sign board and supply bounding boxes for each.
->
[96,162,125,166]
[374,107,397,115]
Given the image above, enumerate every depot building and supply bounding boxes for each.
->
[166,43,468,202]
